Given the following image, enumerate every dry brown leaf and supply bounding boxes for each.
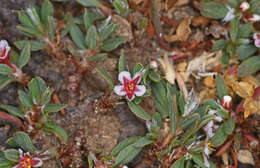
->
[111,15,133,42]
[241,76,260,88]
[176,62,187,72]
[237,150,255,165]
[232,82,254,99]
[192,16,211,28]
[165,0,177,10]
[158,53,175,84]
[176,71,188,101]
[204,76,215,88]
[130,0,143,5]
[243,97,258,118]
[175,0,189,6]
[164,18,191,42]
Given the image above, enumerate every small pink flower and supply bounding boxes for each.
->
[203,120,219,138]
[221,95,233,110]
[239,2,250,13]
[0,40,11,62]
[253,33,260,48]
[246,14,260,22]
[114,71,146,101]
[0,40,15,70]
[13,149,43,168]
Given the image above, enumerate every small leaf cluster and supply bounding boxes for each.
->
[201,0,260,77]
[0,43,30,89]
[16,0,56,51]
[16,0,125,63]
[98,55,236,167]
[0,77,68,143]
[69,8,125,60]
[0,131,36,168]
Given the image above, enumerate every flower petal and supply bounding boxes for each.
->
[118,71,131,84]
[255,39,260,48]
[0,40,9,50]
[31,157,43,167]
[222,6,235,23]
[12,164,22,168]
[253,33,259,40]
[132,73,142,84]
[126,94,135,101]
[134,85,146,97]
[0,40,10,59]
[18,149,24,157]
[114,85,126,96]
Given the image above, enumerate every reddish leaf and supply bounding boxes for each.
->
[214,138,233,157]
[252,86,260,101]
[227,65,238,75]
[146,19,155,38]
[0,112,25,130]
[235,100,244,115]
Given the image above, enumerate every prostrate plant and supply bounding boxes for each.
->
[16,0,126,103]
[0,40,30,89]
[68,8,124,62]
[0,131,42,168]
[92,54,235,168]
[0,77,68,143]
[201,0,260,76]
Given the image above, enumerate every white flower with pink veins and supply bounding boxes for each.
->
[0,40,11,60]
[114,71,146,101]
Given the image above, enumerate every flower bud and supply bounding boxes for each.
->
[221,95,233,110]
[150,60,158,69]
[239,1,250,13]
[246,14,260,22]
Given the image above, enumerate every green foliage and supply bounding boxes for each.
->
[76,0,100,7]
[236,44,257,60]
[118,53,127,73]
[238,56,260,77]
[12,131,36,152]
[96,67,115,89]
[43,122,68,143]
[201,1,228,19]
[113,0,130,17]
[0,64,13,75]
[3,149,19,162]
[100,37,125,52]
[213,39,227,51]
[14,40,46,51]
[216,75,228,100]
[18,42,31,69]
[127,101,152,121]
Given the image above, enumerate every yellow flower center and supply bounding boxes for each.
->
[22,158,31,168]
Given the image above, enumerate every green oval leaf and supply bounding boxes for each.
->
[216,74,227,100]
[70,24,87,49]
[100,37,125,52]
[112,136,140,157]
[85,25,98,49]
[201,2,228,19]
[3,149,19,162]
[14,40,46,51]
[43,103,67,112]
[236,44,257,60]
[0,64,13,75]
[128,101,152,121]
[238,56,260,77]
[12,131,36,152]
[18,42,31,69]
[43,122,68,143]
